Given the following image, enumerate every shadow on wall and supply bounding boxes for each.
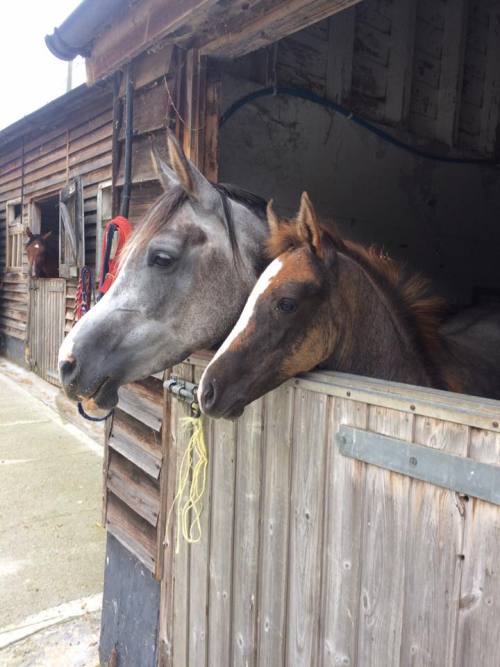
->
[219,75,500,306]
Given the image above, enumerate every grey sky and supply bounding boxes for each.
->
[0,0,87,131]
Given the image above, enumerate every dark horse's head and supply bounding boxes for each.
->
[59,132,269,416]
[26,229,58,278]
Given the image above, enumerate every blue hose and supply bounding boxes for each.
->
[219,86,498,166]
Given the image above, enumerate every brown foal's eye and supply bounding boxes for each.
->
[277,297,298,314]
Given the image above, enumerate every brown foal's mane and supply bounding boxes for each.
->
[267,219,449,382]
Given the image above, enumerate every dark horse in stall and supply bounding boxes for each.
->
[199,193,500,418]
[26,228,58,278]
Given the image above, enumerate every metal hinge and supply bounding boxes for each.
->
[164,376,200,417]
[337,425,500,506]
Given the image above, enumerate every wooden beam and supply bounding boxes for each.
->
[384,0,417,125]
[326,6,356,104]
[479,2,500,156]
[436,0,468,146]
[201,0,362,59]
[86,0,221,84]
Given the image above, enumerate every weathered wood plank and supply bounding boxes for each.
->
[108,428,162,480]
[320,397,368,666]
[207,416,237,667]
[478,3,500,154]
[186,365,213,667]
[107,450,160,526]
[384,0,417,124]
[231,397,264,667]
[399,417,469,666]
[435,0,468,145]
[456,427,500,667]
[202,0,361,59]
[118,381,163,431]
[286,388,328,666]
[169,363,194,667]
[256,384,294,666]
[296,370,500,432]
[326,7,355,103]
[356,406,414,666]
[106,492,157,572]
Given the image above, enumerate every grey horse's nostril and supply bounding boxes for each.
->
[59,356,77,382]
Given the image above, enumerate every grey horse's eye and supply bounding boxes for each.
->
[150,252,176,268]
[277,297,298,314]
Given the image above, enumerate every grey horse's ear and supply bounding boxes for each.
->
[266,199,280,236]
[151,141,179,191]
[166,130,219,210]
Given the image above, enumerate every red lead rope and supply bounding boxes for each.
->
[98,215,133,295]
[74,266,93,324]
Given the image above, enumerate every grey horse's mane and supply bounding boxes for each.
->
[120,183,267,269]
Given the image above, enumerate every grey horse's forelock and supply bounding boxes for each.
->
[119,182,267,271]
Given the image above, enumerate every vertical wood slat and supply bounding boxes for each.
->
[171,363,194,667]
[356,407,414,666]
[399,418,469,666]
[160,362,193,666]
[435,0,468,145]
[231,397,264,667]
[326,7,356,103]
[456,428,500,667]
[320,398,368,666]
[286,389,329,666]
[207,417,237,667]
[187,365,213,667]
[384,0,417,125]
[478,3,500,155]
[256,384,295,666]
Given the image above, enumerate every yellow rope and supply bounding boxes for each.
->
[165,416,208,554]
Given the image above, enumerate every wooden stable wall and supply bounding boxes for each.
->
[159,354,500,667]
[102,43,221,582]
[0,85,113,355]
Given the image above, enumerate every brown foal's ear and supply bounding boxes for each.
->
[26,228,33,240]
[166,130,219,210]
[296,192,322,256]
[42,231,52,240]
[266,199,280,236]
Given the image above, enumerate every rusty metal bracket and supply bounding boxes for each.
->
[164,376,200,417]
[337,425,500,506]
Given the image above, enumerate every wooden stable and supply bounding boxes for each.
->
[159,354,500,667]
[0,84,113,380]
[5,0,500,664]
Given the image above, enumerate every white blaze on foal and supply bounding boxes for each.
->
[199,257,284,397]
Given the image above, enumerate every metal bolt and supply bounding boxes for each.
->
[493,421,499,428]
[410,404,416,411]
[409,456,418,467]
[346,391,351,397]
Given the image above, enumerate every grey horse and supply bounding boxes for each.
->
[59,133,269,414]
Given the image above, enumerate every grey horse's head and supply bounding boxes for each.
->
[59,132,268,414]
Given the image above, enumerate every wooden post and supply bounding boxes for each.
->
[157,48,221,666]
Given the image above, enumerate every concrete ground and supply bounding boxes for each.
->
[0,361,105,665]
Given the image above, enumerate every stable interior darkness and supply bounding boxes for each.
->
[218,5,500,309]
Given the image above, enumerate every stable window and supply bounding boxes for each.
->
[5,200,23,271]
[59,177,84,278]
[96,180,113,278]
